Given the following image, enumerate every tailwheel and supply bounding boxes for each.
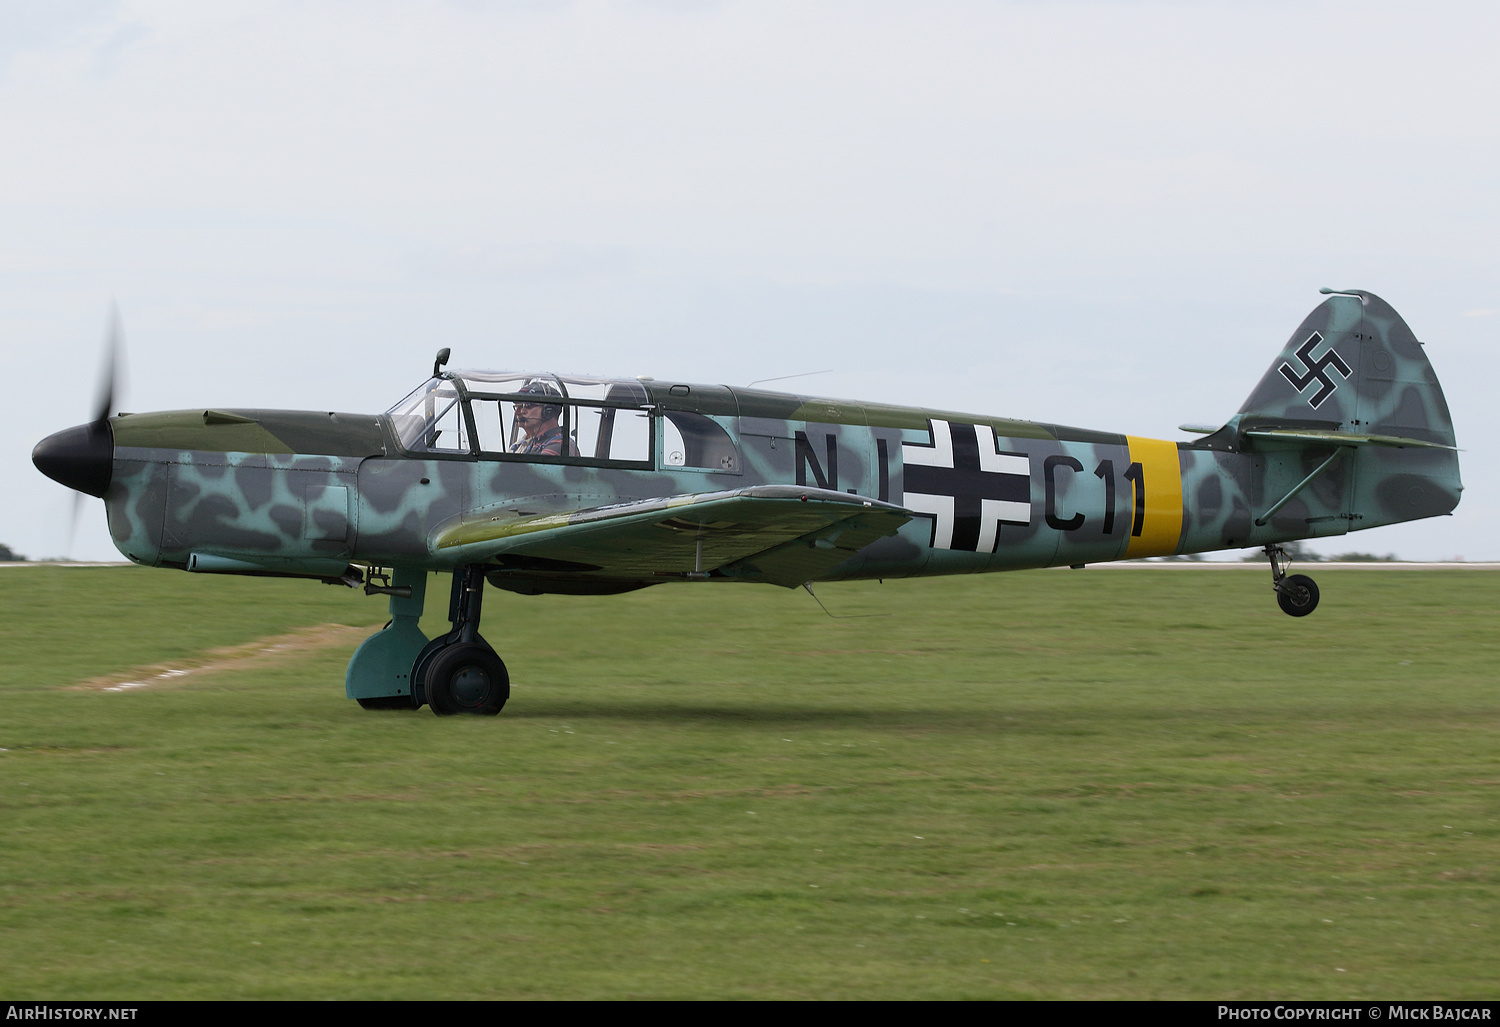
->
[1276,573,1320,617]
[1264,544,1320,617]
[425,641,509,716]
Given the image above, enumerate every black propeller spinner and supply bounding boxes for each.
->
[33,306,126,526]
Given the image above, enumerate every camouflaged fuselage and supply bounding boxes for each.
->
[98,290,1459,594]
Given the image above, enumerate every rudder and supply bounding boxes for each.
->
[1237,289,1457,450]
[1227,289,1461,536]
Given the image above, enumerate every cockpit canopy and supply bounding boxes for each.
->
[387,371,740,472]
[389,372,652,463]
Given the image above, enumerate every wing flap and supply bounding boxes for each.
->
[713,511,909,586]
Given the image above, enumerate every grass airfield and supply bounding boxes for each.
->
[0,564,1495,1000]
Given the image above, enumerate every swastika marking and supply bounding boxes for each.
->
[1278,331,1352,409]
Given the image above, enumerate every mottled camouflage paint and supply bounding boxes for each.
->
[94,291,1457,599]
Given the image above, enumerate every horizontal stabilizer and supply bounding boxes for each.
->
[1242,428,1458,451]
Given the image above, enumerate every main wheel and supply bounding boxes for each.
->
[410,632,491,708]
[425,642,509,716]
[357,695,418,710]
[1276,573,1320,617]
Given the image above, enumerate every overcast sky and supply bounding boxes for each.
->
[4,0,1496,563]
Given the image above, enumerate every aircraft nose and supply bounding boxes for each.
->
[33,422,114,497]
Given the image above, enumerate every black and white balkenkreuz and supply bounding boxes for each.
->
[901,419,1031,553]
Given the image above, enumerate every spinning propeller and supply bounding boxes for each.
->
[32,305,128,550]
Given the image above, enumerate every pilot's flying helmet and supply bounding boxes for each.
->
[517,380,564,419]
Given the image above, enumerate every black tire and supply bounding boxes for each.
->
[410,632,491,708]
[409,635,450,708]
[356,695,418,710]
[425,642,509,716]
[1276,574,1320,617]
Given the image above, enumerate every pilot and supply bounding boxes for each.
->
[511,381,577,456]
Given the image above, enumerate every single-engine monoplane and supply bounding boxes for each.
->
[34,289,1461,715]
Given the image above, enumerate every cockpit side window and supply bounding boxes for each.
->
[588,382,652,462]
[461,375,536,454]
[661,411,740,472]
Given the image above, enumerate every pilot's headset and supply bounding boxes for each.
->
[517,380,564,420]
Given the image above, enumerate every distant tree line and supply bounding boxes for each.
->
[1238,541,1399,562]
[0,543,25,562]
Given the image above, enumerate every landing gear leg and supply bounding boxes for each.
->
[415,565,510,716]
[347,567,428,710]
[1265,544,1320,617]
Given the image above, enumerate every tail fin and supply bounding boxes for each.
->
[1196,290,1461,540]
[1237,288,1458,451]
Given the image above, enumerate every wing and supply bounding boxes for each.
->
[431,485,912,594]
